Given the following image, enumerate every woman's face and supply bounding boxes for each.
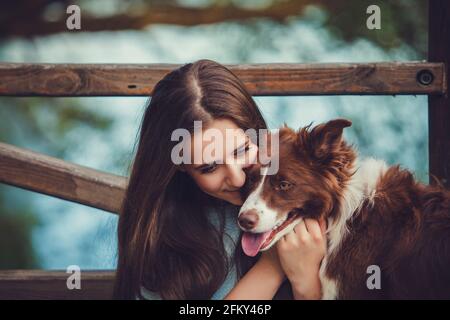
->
[183,118,258,206]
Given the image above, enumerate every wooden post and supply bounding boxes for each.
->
[428,0,450,187]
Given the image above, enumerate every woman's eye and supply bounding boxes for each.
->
[201,163,217,174]
[235,144,250,156]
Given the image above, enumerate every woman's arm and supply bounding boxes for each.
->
[291,273,322,300]
[224,247,285,300]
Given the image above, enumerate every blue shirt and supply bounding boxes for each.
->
[140,203,241,300]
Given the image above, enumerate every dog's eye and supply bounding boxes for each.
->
[277,181,293,191]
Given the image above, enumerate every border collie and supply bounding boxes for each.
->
[238,119,450,299]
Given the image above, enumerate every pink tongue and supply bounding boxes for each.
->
[241,231,272,257]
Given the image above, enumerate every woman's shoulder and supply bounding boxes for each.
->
[206,202,241,257]
[207,202,240,232]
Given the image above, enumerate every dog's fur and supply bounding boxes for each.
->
[238,119,450,299]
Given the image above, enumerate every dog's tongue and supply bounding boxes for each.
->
[241,231,272,257]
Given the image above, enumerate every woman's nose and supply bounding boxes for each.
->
[226,164,246,189]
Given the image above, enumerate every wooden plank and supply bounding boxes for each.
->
[0,142,125,214]
[0,270,114,300]
[0,62,445,96]
[428,0,450,187]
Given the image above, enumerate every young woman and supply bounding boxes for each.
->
[113,59,326,300]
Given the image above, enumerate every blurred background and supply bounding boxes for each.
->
[0,0,428,270]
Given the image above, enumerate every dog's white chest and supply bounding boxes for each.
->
[319,255,338,299]
[318,158,388,300]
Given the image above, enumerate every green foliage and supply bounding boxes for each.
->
[319,0,427,58]
[0,195,40,269]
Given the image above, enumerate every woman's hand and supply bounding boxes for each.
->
[276,218,327,300]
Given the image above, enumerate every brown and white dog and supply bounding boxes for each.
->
[238,119,450,299]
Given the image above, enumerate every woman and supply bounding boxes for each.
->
[113,59,326,300]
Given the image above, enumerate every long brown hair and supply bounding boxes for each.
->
[113,59,267,299]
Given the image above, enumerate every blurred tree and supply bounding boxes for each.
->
[0,196,39,269]
[0,0,428,57]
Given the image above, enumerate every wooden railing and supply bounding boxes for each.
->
[0,62,445,96]
[0,0,448,300]
[0,142,126,214]
[0,270,114,300]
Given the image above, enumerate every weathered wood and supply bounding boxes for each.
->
[0,270,115,300]
[428,0,450,188]
[0,62,445,96]
[0,142,126,214]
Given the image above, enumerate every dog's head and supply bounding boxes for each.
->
[238,119,355,256]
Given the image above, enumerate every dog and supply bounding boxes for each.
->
[238,119,450,299]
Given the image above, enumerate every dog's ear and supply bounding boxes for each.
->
[299,119,352,162]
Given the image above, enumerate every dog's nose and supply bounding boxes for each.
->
[238,209,259,230]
